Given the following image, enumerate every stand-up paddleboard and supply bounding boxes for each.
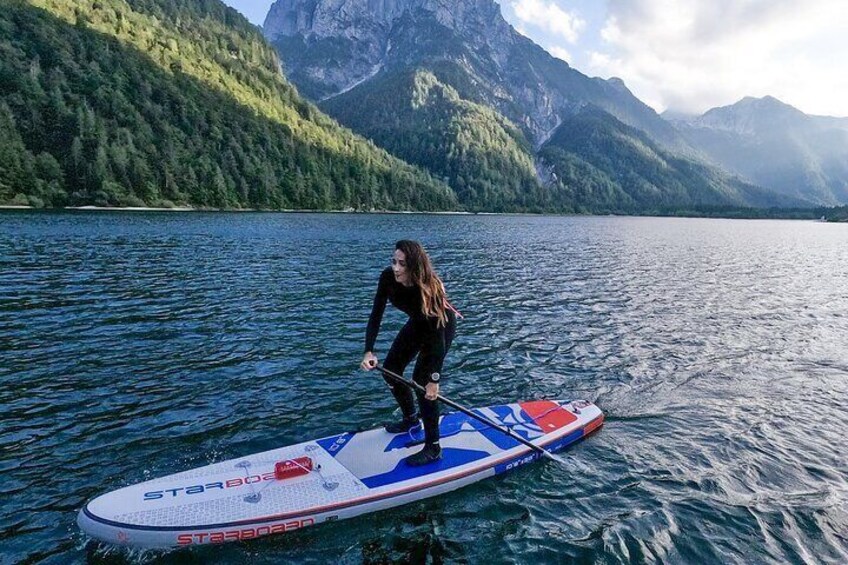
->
[78,399,603,548]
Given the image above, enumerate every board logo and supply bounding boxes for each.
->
[144,472,277,501]
[176,518,315,545]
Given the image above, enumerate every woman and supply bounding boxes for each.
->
[361,240,459,467]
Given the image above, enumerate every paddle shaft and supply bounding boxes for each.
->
[375,363,558,461]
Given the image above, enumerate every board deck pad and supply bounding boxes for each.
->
[79,399,603,548]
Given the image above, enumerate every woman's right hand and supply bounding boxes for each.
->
[361,351,378,371]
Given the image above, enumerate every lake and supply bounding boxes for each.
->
[1,211,847,563]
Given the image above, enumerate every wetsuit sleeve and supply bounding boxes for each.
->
[364,269,391,353]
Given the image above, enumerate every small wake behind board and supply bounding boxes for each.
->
[78,399,603,548]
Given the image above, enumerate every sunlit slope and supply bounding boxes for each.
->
[0,0,455,209]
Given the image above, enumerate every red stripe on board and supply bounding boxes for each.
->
[519,400,577,432]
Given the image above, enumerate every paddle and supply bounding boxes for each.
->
[374,363,569,466]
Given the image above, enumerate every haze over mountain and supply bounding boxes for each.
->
[667,96,848,205]
[537,106,791,213]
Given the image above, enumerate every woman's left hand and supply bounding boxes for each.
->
[425,382,439,400]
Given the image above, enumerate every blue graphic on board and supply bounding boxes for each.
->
[474,406,542,450]
[360,447,491,488]
[383,412,472,452]
[377,405,552,453]
[316,432,354,457]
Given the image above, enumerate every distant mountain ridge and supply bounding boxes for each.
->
[683,96,808,135]
[667,96,848,205]
[538,106,801,212]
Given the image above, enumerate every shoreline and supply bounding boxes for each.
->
[0,205,840,221]
[0,205,479,215]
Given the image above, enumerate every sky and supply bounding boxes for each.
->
[222,0,848,117]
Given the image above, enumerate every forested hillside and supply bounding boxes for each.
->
[322,69,550,212]
[0,0,456,210]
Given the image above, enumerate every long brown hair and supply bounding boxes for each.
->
[395,240,449,327]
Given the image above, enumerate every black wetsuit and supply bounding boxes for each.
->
[365,267,457,447]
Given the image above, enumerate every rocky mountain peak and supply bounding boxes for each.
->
[265,0,684,149]
[263,0,507,40]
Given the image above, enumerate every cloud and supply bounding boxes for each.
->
[511,0,586,44]
[587,0,848,116]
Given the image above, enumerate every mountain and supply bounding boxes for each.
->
[537,106,802,213]
[263,0,822,213]
[667,96,848,205]
[5,1,824,214]
[263,0,686,151]
[0,0,455,210]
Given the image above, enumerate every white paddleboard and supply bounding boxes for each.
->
[78,399,603,548]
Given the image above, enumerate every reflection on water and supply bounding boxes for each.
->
[1,211,847,563]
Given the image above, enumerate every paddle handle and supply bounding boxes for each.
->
[374,364,557,461]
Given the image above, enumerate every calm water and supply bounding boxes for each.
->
[1,211,847,564]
